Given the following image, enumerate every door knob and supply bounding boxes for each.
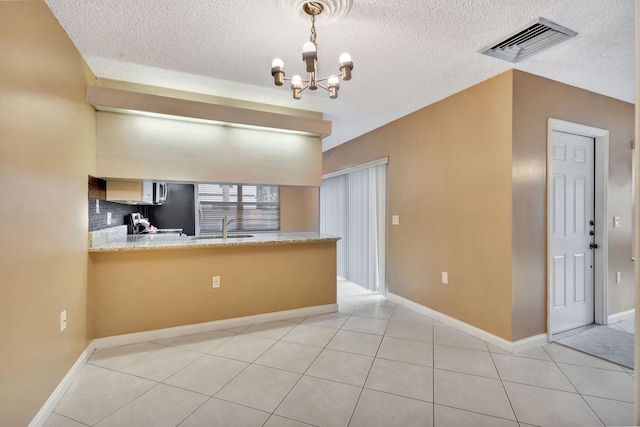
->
[590,243,599,249]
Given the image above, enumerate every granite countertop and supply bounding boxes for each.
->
[89,227,340,253]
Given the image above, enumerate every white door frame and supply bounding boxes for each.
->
[547,118,609,341]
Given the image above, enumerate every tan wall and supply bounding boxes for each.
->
[323,69,634,342]
[96,112,323,186]
[323,73,514,340]
[512,70,635,340]
[280,187,320,232]
[0,2,96,425]
[89,243,336,337]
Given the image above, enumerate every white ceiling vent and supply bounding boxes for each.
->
[481,17,577,63]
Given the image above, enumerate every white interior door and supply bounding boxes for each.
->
[550,131,596,334]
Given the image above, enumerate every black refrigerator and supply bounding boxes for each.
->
[148,183,196,236]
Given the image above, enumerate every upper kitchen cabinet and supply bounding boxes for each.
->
[89,85,330,187]
[106,179,167,205]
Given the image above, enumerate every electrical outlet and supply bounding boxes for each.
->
[212,276,220,288]
[442,272,448,284]
[60,310,67,332]
[616,271,621,284]
[392,215,400,225]
[107,212,112,225]
[95,199,100,213]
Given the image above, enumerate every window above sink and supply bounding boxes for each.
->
[196,184,280,235]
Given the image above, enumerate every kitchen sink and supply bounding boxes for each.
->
[192,234,255,239]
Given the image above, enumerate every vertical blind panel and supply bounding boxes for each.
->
[320,175,348,277]
[320,164,386,293]
[198,184,279,233]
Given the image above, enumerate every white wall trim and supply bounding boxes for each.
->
[322,157,389,180]
[28,342,97,427]
[608,309,635,324]
[93,303,337,350]
[511,334,549,354]
[387,292,548,353]
[30,303,337,425]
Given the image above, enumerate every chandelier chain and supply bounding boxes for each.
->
[310,13,317,43]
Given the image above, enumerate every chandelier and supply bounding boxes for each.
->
[270,2,353,100]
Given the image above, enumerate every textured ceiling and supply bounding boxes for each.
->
[44,0,635,151]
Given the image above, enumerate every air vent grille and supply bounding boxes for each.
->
[481,18,577,63]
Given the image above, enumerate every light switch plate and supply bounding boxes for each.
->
[613,216,621,228]
[616,271,621,284]
[392,215,399,225]
[442,272,448,284]
[107,212,112,225]
[60,310,67,332]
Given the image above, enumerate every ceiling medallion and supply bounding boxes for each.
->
[277,0,352,26]
[270,1,353,99]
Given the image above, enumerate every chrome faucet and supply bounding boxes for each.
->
[222,216,235,239]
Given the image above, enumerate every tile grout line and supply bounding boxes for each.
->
[345,300,407,427]
[267,312,344,424]
[103,345,220,427]
[210,334,304,424]
[92,381,164,426]
[432,320,436,427]
[175,335,269,426]
[486,343,520,425]
[49,411,92,427]
[541,345,607,427]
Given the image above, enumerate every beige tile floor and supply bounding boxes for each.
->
[44,278,635,427]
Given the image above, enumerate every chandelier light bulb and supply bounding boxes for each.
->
[339,53,351,64]
[271,58,286,86]
[291,75,303,99]
[303,42,317,54]
[328,76,340,99]
[302,41,318,73]
[339,52,353,81]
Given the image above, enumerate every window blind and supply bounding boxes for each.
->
[197,184,280,234]
[320,164,386,294]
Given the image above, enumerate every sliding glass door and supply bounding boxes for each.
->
[320,160,387,294]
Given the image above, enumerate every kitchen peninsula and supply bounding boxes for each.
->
[89,228,339,338]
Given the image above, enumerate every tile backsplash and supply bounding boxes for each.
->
[89,198,141,232]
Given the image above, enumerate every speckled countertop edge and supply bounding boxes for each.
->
[89,232,340,253]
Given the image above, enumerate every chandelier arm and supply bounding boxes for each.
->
[315,74,342,83]
[282,77,311,83]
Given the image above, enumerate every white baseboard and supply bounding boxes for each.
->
[93,303,338,350]
[607,309,635,325]
[28,341,96,427]
[511,333,549,353]
[30,303,337,426]
[387,292,548,354]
